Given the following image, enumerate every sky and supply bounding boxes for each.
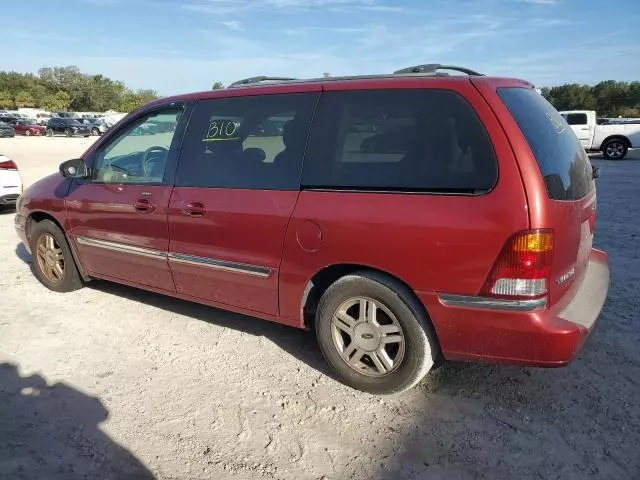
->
[3,0,639,96]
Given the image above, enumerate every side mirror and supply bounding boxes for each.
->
[59,158,89,179]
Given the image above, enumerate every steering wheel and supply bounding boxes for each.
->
[142,146,169,177]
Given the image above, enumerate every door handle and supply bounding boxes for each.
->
[134,198,155,213]
[180,201,206,217]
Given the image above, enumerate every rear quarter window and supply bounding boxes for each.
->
[302,89,498,193]
[497,87,594,201]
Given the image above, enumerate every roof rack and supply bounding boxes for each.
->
[227,76,298,88]
[393,64,483,76]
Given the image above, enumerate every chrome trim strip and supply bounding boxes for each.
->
[439,294,547,312]
[75,236,166,260]
[168,252,271,278]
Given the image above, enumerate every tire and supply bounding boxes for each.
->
[25,130,31,137]
[30,219,84,293]
[315,271,438,395]
[65,128,72,137]
[91,127,100,136]
[46,128,53,137]
[602,138,628,160]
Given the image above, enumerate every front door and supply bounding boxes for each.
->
[66,105,187,291]
[167,90,320,316]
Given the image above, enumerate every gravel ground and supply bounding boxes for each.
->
[1,137,639,480]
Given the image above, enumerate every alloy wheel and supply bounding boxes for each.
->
[36,233,65,285]
[330,296,405,377]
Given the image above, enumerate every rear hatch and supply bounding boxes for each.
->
[494,87,597,307]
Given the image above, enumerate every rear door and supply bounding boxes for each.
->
[489,86,597,305]
[65,103,187,291]
[562,112,592,148]
[168,90,320,316]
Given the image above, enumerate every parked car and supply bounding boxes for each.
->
[35,113,52,126]
[15,64,610,395]
[10,120,46,136]
[560,110,640,160]
[0,121,15,138]
[45,118,91,137]
[0,155,22,210]
[80,117,109,136]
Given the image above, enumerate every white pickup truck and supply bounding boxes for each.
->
[560,110,640,160]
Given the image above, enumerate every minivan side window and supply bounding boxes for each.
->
[92,108,183,184]
[565,113,588,125]
[302,89,498,193]
[175,92,319,190]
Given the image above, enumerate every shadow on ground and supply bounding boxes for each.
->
[88,279,334,379]
[0,362,155,480]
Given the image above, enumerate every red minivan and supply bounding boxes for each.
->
[15,65,610,395]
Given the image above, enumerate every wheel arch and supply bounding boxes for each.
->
[27,211,90,281]
[300,263,436,336]
[600,134,631,149]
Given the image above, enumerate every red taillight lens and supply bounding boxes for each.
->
[0,159,18,170]
[481,229,553,298]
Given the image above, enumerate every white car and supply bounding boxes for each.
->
[0,155,23,211]
[560,110,640,160]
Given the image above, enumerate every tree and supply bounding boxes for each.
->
[15,90,35,107]
[41,91,71,112]
[212,81,224,90]
[119,88,159,112]
[0,90,13,109]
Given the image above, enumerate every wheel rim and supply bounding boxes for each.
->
[330,297,405,377]
[25,130,31,136]
[36,233,65,284]
[606,141,624,159]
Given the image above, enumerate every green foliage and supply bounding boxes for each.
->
[41,91,71,112]
[212,81,224,90]
[0,66,160,112]
[542,81,640,118]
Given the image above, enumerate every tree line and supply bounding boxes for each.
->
[540,81,640,118]
[0,66,159,113]
[2,67,639,118]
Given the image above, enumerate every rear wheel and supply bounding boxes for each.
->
[602,138,628,160]
[315,271,438,395]
[64,128,72,137]
[25,130,31,137]
[46,128,53,137]
[30,219,83,293]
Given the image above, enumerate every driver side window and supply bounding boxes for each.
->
[93,108,182,184]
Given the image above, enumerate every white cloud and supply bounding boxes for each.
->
[521,0,559,4]
[183,0,406,15]
[220,20,244,31]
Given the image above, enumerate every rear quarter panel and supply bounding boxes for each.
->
[279,78,530,326]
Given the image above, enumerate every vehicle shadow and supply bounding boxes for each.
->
[15,242,31,263]
[0,362,155,480]
[87,279,334,379]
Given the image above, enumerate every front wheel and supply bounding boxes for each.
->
[91,127,100,136]
[315,271,438,395]
[602,139,628,160]
[30,219,84,293]
[64,128,72,137]
[25,130,31,137]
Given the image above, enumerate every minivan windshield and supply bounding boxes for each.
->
[497,87,594,201]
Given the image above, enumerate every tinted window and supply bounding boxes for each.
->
[302,89,497,192]
[176,92,319,190]
[564,113,588,125]
[498,88,594,201]
[92,108,183,184]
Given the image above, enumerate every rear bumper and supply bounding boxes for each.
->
[420,248,610,367]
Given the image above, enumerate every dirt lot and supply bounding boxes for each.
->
[1,136,639,480]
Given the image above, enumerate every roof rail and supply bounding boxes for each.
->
[393,64,483,76]
[227,76,298,88]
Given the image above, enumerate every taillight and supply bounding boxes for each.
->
[481,229,553,298]
[0,159,18,170]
